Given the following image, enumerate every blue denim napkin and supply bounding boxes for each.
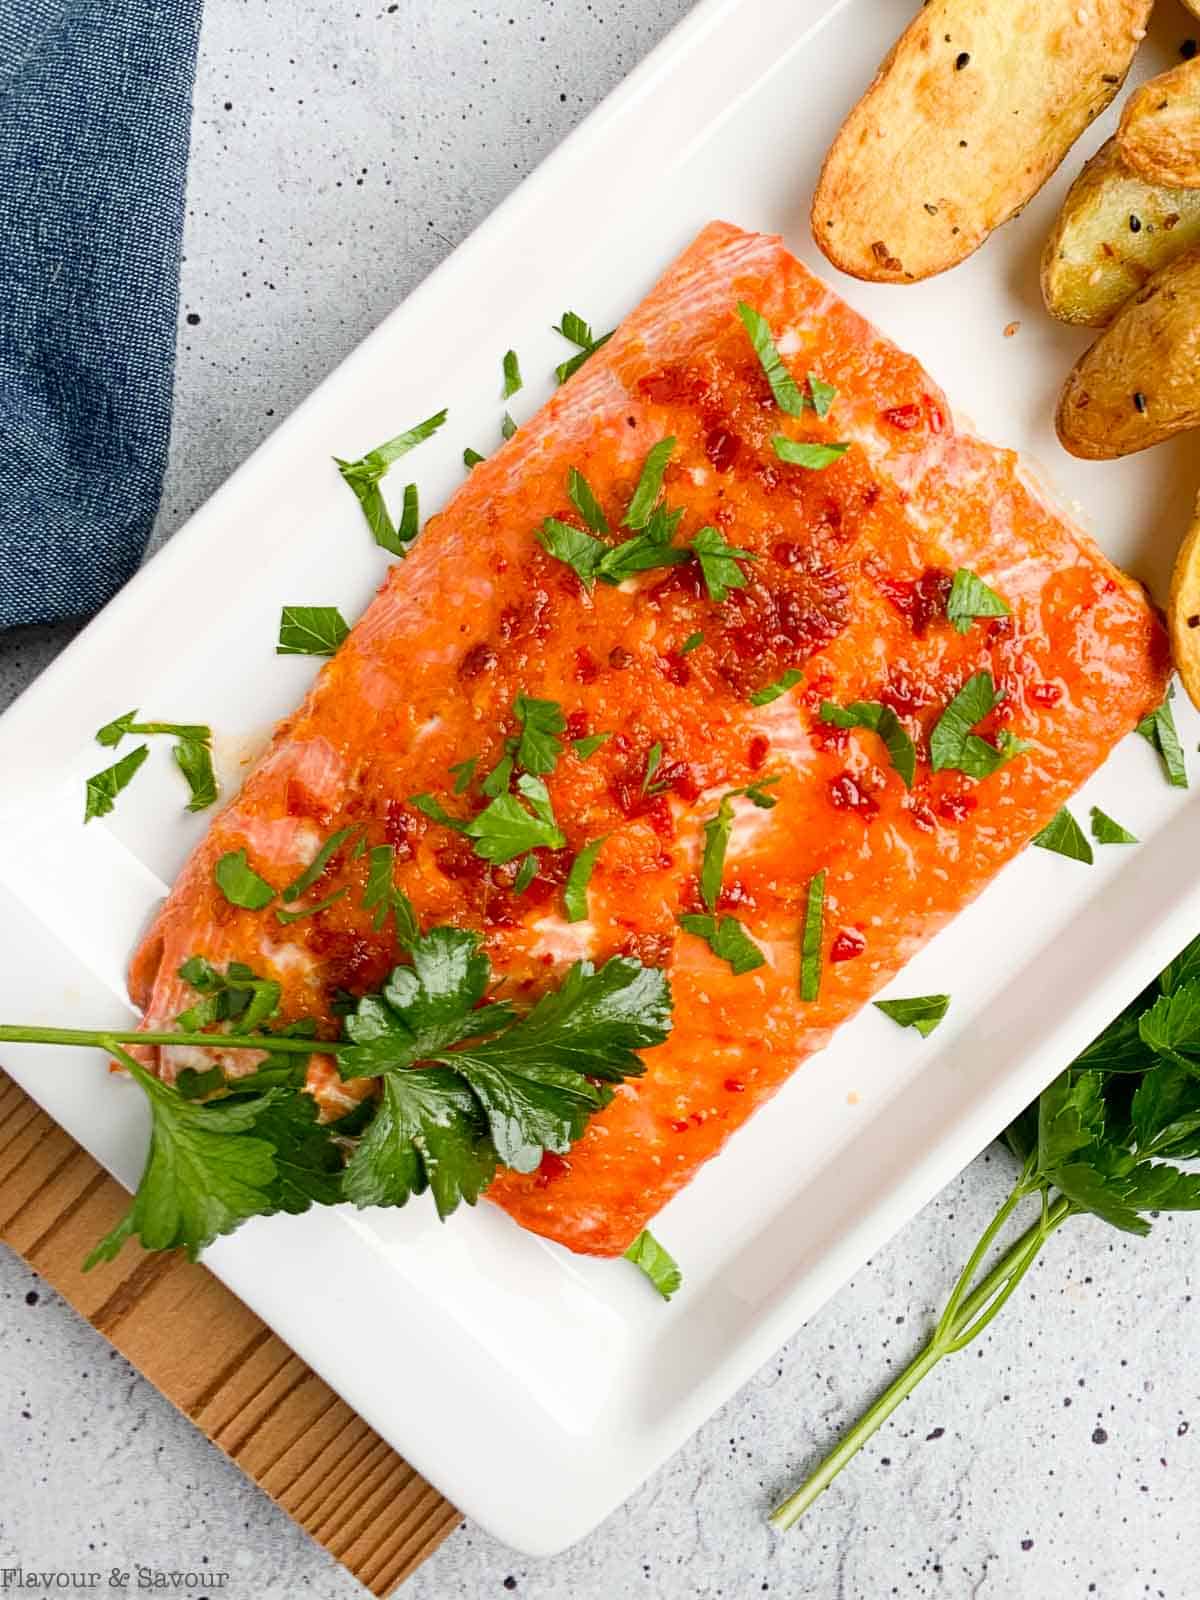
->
[0,0,203,629]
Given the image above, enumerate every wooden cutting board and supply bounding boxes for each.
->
[0,1069,460,1595]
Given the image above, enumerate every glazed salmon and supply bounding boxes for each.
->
[129,222,1168,1256]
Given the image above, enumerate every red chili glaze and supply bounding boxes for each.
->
[127,223,1169,1258]
[830,928,867,962]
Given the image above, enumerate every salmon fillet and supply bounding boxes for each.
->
[129,221,1168,1256]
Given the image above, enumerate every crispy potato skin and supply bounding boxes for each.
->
[1057,243,1200,459]
[1118,57,1200,189]
[1169,493,1200,711]
[812,0,1153,284]
[1041,137,1200,327]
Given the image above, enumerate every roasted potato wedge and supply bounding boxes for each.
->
[1057,243,1200,458]
[811,0,1153,283]
[1118,57,1200,189]
[1041,138,1200,326]
[1169,492,1200,711]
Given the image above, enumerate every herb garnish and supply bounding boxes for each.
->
[361,845,420,941]
[773,437,850,470]
[465,774,566,863]
[1032,807,1093,864]
[623,438,676,530]
[538,506,687,589]
[553,312,614,383]
[929,672,1028,778]
[175,957,282,1035]
[282,826,360,902]
[502,349,522,398]
[573,732,612,760]
[680,631,704,655]
[873,995,950,1038]
[819,701,916,788]
[214,849,276,911]
[335,410,447,551]
[749,669,803,707]
[771,930,1200,1530]
[275,887,349,924]
[736,303,804,416]
[699,794,736,912]
[807,373,837,419]
[464,447,485,470]
[624,1228,682,1300]
[567,466,609,533]
[799,870,825,1001]
[84,745,150,823]
[1090,806,1137,845]
[501,411,518,441]
[277,606,351,657]
[677,912,766,975]
[564,836,607,923]
[449,757,478,794]
[514,694,566,776]
[1136,691,1188,788]
[945,568,1011,634]
[512,854,538,894]
[92,711,218,817]
[691,526,756,603]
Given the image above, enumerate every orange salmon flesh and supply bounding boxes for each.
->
[129,222,1168,1256]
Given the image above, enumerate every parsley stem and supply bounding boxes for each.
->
[769,1179,1074,1532]
[0,1025,347,1055]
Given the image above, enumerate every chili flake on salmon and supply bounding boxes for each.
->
[126,221,1168,1257]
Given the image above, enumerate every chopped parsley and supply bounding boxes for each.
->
[1137,692,1188,788]
[502,349,522,398]
[84,746,150,822]
[512,853,538,894]
[624,1228,682,1300]
[773,437,850,470]
[642,741,665,795]
[214,849,276,911]
[501,411,518,441]
[282,825,360,902]
[449,756,478,794]
[277,605,351,657]
[564,836,607,922]
[678,912,766,975]
[463,447,485,470]
[538,506,687,589]
[699,794,735,911]
[275,887,349,924]
[1090,806,1138,845]
[568,466,609,533]
[514,694,566,776]
[573,732,612,760]
[464,774,566,864]
[873,994,951,1038]
[736,302,804,416]
[553,312,614,384]
[334,409,447,550]
[945,568,1011,634]
[362,844,419,941]
[819,701,916,789]
[175,957,281,1036]
[807,372,837,419]
[173,739,219,813]
[749,668,803,707]
[396,482,420,548]
[92,711,218,816]
[799,870,825,1001]
[929,671,1029,779]
[96,711,210,749]
[691,525,756,603]
[680,631,704,655]
[1033,807,1093,865]
[623,438,676,530]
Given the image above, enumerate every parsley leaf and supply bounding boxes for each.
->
[464,446,485,470]
[362,844,420,942]
[642,741,664,795]
[553,313,614,383]
[176,957,282,1035]
[214,849,276,911]
[512,853,538,894]
[874,995,950,1038]
[929,672,1028,778]
[514,694,566,776]
[623,438,676,529]
[564,836,607,922]
[1090,806,1137,845]
[83,745,149,823]
[282,826,360,902]
[84,1048,289,1268]
[680,631,704,655]
[173,739,219,813]
[567,466,609,533]
[275,887,349,924]
[624,1228,682,1300]
[945,569,1011,634]
[277,605,351,657]
[773,437,850,470]
[465,774,566,863]
[749,668,803,707]
[449,756,478,794]
[678,912,766,975]
[1136,692,1188,788]
[537,517,608,587]
[395,482,420,549]
[573,732,612,760]
[334,410,447,549]
[1032,807,1094,865]
[799,870,825,1001]
[699,795,735,912]
[736,303,804,416]
[502,349,522,398]
[96,710,211,748]
[597,504,688,584]
[819,700,916,788]
[343,1067,498,1218]
[501,411,518,441]
[91,711,219,817]
[807,373,837,418]
[691,525,756,603]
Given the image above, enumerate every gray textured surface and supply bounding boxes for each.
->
[1,3,1198,1597]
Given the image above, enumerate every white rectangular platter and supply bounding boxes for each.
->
[1,0,1198,1556]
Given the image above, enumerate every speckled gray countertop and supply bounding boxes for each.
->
[1,4,1197,1596]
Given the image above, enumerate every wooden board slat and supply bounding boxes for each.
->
[0,1068,460,1595]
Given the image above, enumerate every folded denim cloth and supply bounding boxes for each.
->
[0,0,203,629]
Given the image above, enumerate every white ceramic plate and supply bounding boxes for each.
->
[1,0,1197,1555]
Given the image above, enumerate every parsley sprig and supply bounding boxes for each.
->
[771,931,1200,1530]
[334,410,446,555]
[86,710,218,821]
